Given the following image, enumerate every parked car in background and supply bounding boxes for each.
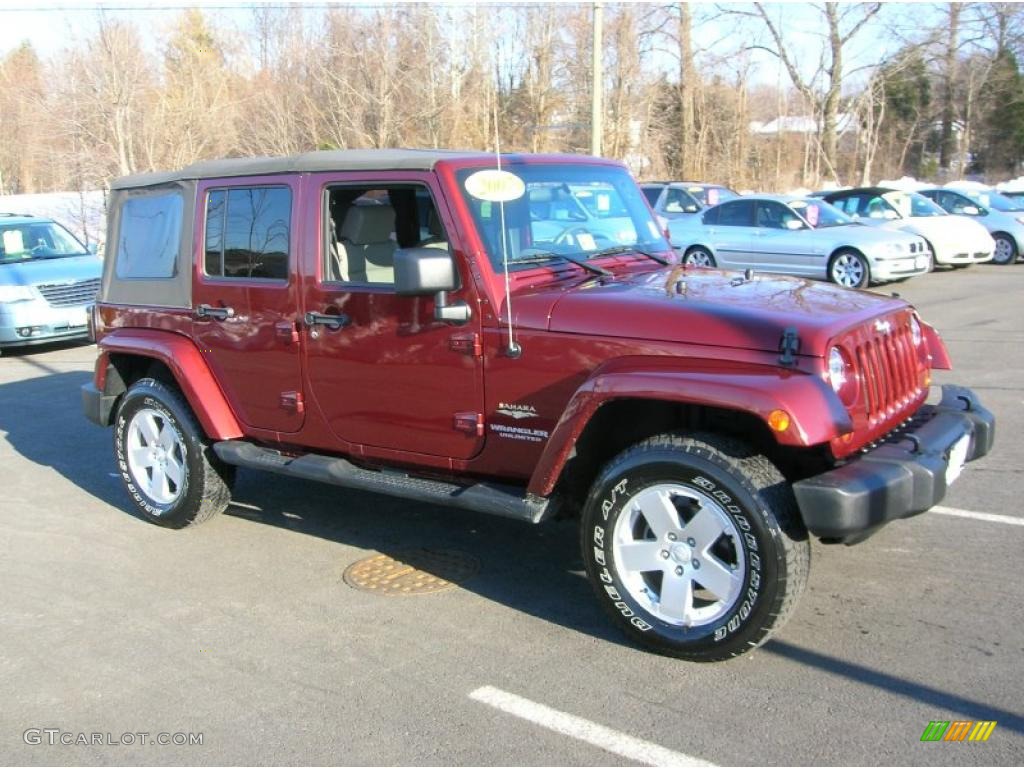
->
[643,183,705,220]
[529,182,639,247]
[817,187,994,268]
[668,195,930,288]
[674,182,739,208]
[0,213,101,352]
[919,185,1024,265]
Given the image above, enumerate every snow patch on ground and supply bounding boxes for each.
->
[0,191,107,247]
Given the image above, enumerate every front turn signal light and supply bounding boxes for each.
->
[768,409,791,433]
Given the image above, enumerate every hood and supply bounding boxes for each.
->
[0,255,101,287]
[509,268,905,356]
[884,215,991,244]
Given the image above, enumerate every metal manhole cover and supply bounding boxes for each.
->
[343,549,480,596]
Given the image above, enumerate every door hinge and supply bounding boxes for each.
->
[453,411,484,437]
[449,332,482,357]
[280,391,304,414]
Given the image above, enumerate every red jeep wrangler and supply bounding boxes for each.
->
[82,150,994,661]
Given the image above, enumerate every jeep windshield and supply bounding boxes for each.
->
[0,221,90,262]
[456,164,670,273]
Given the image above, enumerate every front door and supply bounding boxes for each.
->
[192,178,305,433]
[301,173,485,460]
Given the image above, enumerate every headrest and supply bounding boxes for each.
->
[340,205,395,245]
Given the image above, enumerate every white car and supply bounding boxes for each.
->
[920,184,1024,265]
[819,187,994,268]
[667,195,931,288]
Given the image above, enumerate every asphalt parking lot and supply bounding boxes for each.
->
[1,265,1022,766]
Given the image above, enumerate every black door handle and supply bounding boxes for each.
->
[304,311,349,330]
[195,303,235,320]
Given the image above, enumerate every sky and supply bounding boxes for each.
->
[0,0,948,93]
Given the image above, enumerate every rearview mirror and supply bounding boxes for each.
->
[394,247,459,296]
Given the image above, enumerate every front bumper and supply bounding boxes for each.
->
[82,382,118,427]
[0,301,92,347]
[793,385,995,544]
[933,244,994,264]
[870,253,931,281]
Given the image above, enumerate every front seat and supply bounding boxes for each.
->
[339,204,397,283]
[419,208,449,250]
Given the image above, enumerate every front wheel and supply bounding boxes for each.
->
[581,433,810,662]
[991,233,1016,265]
[114,378,234,528]
[829,250,869,288]
[683,247,716,268]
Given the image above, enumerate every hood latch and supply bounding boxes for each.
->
[778,327,801,367]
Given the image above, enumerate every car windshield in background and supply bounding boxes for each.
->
[457,164,668,271]
[959,188,1024,212]
[882,191,946,218]
[788,199,852,228]
[688,185,738,207]
[0,222,89,262]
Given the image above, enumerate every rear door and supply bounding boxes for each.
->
[708,199,755,266]
[191,178,305,433]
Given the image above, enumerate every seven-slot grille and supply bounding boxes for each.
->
[855,321,921,422]
[35,278,100,308]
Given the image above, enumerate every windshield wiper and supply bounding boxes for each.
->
[513,251,612,277]
[589,244,671,265]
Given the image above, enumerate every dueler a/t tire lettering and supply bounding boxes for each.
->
[580,432,810,662]
[114,378,234,529]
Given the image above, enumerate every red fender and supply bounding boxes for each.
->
[97,329,243,440]
[527,356,852,497]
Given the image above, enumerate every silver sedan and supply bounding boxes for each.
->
[667,195,932,288]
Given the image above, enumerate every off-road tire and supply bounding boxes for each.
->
[114,377,234,528]
[580,432,810,662]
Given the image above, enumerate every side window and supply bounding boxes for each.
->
[642,187,662,206]
[702,206,719,225]
[204,186,291,281]
[325,184,448,286]
[115,191,183,279]
[716,200,754,227]
[665,189,699,214]
[756,201,802,229]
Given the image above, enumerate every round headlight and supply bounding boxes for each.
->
[828,347,848,391]
[910,315,923,346]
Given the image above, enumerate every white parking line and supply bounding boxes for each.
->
[933,506,1024,527]
[469,685,715,767]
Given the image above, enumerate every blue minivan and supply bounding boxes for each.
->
[0,213,102,350]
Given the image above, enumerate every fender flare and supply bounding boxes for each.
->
[97,329,243,439]
[527,357,852,497]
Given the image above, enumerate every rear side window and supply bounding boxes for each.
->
[204,186,291,280]
[115,192,183,279]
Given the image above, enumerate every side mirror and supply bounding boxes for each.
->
[785,219,804,230]
[963,205,981,215]
[393,247,470,324]
[394,247,459,295]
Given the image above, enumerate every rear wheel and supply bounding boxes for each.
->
[991,233,1016,265]
[829,249,870,288]
[114,378,234,528]
[580,432,810,661]
[683,247,716,268]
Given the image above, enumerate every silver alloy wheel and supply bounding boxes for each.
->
[611,483,745,627]
[685,249,713,267]
[993,236,1015,264]
[125,407,186,508]
[831,253,865,287]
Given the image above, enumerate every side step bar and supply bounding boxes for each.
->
[212,440,550,524]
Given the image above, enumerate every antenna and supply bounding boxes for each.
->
[494,99,521,359]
